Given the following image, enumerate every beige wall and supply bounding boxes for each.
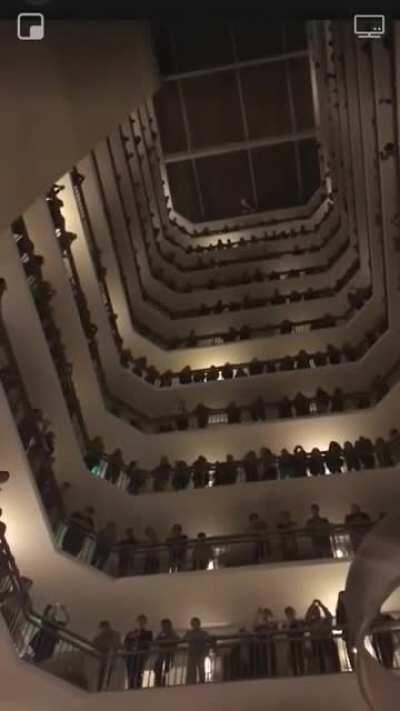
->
[0,20,159,230]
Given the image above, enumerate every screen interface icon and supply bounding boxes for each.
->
[17,13,45,41]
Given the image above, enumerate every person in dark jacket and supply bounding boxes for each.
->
[293,392,311,417]
[166,524,188,572]
[105,449,124,485]
[293,446,308,478]
[306,505,331,558]
[343,441,360,471]
[154,619,180,686]
[308,448,325,476]
[345,504,371,552]
[118,528,137,576]
[92,522,117,570]
[125,615,153,689]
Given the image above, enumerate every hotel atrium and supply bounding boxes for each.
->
[0,15,400,711]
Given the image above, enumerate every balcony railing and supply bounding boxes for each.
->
[1,526,400,693]
[55,520,373,578]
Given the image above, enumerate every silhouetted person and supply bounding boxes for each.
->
[314,350,328,366]
[331,387,344,412]
[278,396,292,418]
[315,387,331,413]
[193,533,213,571]
[354,436,375,469]
[207,365,219,382]
[226,401,241,424]
[343,442,360,471]
[250,396,266,421]
[280,355,294,371]
[293,446,308,478]
[179,366,192,385]
[280,319,292,334]
[259,447,277,480]
[284,607,305,676]
[325,441,343,474]
[194,403,210,428]
[93,522,117,570]
[222,362,234,380]
[296,350,311,369]
[308,448,325,476]
[277,511,298,560]
[345,504,371,551]
[126,461,147,495]
[166,524,188,572]
[94,620,121,690]
[143,526,160,574]
[375,437,393,467]
[305,600,340,673]
[243,450,259,482]
[152,456,172,492]
[125,615,153,689]
[249,358,264,376]
[306,504,331,558]
[327,344,341,365]
[336,591,354,669]
[247,513,269,562]
[293,392,311,416]
[184,618,212,684]
[172,460,190,490]
[105,449,124,485]
[118,528,137,576]
[154,619,180,687]
[192,455,209,488]
[279,449,295,478]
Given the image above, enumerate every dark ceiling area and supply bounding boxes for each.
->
[152,21,321,223]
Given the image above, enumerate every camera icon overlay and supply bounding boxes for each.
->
[17,13,45,41]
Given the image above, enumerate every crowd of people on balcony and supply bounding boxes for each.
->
[125,318,385,388]
[59,501,374,578]
[83,430,400,495]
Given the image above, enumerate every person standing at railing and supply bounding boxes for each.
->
[184,617,213,685]
[306,505,332,559]
[246,514,269,563]
[152,456,173,492]
[192,533,213,571]
[253,608,278,678]
[92,523,117,571]
[61,508,94,558]
[143,526,160,575]
[124,614,153,689]
[335,591,354,670]
[154,619,180,687]
[192,455,210,487]
[344,504,371,552]
[284,607,305,676]
[277,512,298,561]
[305,600,340,673]
[84,436,105,474]
[93,620,121,691]
[30,603,70,664]
[105,449,124,485]
[126,461,147,495]
[166,524,188,572]
[117,529,138,577]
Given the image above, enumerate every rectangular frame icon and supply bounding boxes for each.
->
[17,13,45,41]
[354,14,385,39]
